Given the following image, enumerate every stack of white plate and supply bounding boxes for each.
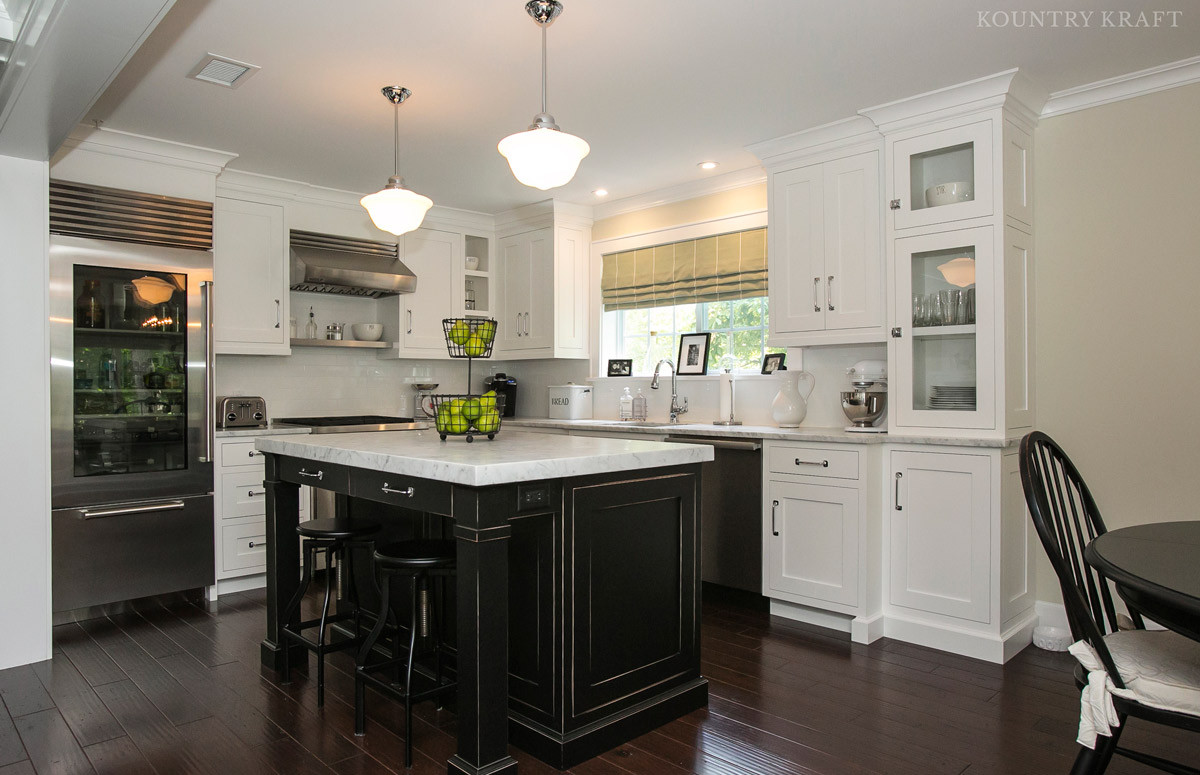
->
[929,385,976,410]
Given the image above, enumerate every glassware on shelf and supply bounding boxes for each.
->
[305,307,317,339]
[465,280,476,311]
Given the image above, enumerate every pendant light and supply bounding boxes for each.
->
[360,86,433,236]
[498,0,589,190]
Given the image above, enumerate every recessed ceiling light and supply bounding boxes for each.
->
[698,161,718,170]
[187,53,260,89]
[593,189,608,197]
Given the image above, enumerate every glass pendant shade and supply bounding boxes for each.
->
[361,178,433,236]
[498,125,590,190]
[937,257,976,287]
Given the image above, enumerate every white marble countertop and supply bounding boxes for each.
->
[216,426,313,438]
[505,418,1019,448]
[254,429,715,487]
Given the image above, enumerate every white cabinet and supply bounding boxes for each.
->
[889,120,994,230]
[762,440,881,644]
[768,151,883,345]
[213,197,289,355]
[888,449,991,623]
[495,207,590,360]
[380,227,460,359]
[213,436,309,594]
[766,480,859,607]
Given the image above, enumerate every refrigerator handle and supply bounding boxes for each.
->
[201,281,214,463]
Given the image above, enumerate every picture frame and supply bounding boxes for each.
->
[606,359,633,377]
[761,352,786,374]
[676,333,711,375]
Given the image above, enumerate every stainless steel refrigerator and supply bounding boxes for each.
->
[50,232,215,614]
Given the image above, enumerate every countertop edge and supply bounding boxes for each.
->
[216,427,314,438]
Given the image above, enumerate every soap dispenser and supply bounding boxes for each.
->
[619,387,634,420]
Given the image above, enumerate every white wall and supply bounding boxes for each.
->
[1033,82,1200,603]
[0,155,52,669]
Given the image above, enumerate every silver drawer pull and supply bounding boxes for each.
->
[794,458,829,468]
[895,472,903,511]
[298,469,324,481]
[248,450,263,457]
[246,490,265,497]
[79,500,185,520]
[248,540,267,548]
[381,483,415,497]
[771,500,779,537]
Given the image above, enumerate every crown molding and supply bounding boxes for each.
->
[56,125,237,172]
[1041,55,1200,118]
[218,167,493,230]
[859,69,1047,134]
[747,116,881,169]
[591,165,766,222]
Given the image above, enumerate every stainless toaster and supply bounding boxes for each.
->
[216,396,268,429]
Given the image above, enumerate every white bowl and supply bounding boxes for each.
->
[351,323,383,341]
[925,181,973,208]
[465,256,480,271]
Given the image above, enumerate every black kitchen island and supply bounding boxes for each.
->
[255,429,712,775]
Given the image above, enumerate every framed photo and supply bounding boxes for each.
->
[761,352,786,374]
[676,333,711,375]
[606,359,633,377]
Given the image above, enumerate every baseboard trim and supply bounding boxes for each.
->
[214,574,266,597]
[769,599,883,644]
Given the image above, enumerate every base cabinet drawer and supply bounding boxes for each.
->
[221,470,269,519]
[219,441,264,469]
[221,518,267,574]
[767,444,859,480]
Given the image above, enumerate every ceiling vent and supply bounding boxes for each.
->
[187,53,259,89]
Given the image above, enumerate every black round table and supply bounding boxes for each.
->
[1085,521,1200,642]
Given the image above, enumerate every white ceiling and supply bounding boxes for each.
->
[86,0,1199,214]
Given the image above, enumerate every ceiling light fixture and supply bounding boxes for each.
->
[498,0,589,190]
[698,161,718,170]
[360,86,433,236]
[593,189,608,197]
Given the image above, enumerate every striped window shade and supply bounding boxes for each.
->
[601,227,767,311]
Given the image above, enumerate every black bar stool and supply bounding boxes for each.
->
[354,539,457,767]
[279,516,381,706]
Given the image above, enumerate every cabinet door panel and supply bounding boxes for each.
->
[213,197,287,353]
[889,451,990,623]
[769,165,825,336]
[398,228,458,355]
[524,229,554,350]
[892,120,993,230]
[766,481,858,607]
[823,152,881,331]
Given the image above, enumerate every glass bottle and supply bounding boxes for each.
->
[619,387,633,420]
[75,280,106,329]
[305,307,317,339]
[632,389,648,421]
[465,280,476,311]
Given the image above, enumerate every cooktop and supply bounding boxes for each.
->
[273,415,427,434]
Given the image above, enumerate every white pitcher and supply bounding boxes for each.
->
[771,369,815,428]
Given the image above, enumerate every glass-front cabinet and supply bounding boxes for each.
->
[891,120,993,230]
[71,265,191,476]
[892,226,994,430]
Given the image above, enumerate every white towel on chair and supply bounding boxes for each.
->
[1068,640,1122,748]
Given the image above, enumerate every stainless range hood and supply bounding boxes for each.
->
[289,230,417,298]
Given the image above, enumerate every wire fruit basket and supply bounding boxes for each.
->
[429,393,506,442]
[442,318,497,359]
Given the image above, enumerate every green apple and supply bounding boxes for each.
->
[461,397,482,421]
[449,398,466,414]
[475,411,500,433]
[447,320,471,345]
[463,335,487,357]
[477,320,497,343]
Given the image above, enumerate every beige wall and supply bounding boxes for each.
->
[1033,82,1200,602]
[592,184,767,242]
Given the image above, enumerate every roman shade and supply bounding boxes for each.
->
[601,227,767,311]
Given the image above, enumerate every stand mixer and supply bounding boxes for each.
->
[841,359,888,433]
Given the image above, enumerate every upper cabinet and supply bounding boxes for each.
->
[213,196,290,355]
[380,227,462,359]
[749,118,885,347]
[494,202,591,360]
[861,69,1045,439]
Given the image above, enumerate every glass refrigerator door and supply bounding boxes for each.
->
[71,265,191,476]
[894,226,995,430]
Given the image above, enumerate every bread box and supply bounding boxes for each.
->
[548,384,593,420]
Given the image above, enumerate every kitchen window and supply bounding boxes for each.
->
[600,226,780,374]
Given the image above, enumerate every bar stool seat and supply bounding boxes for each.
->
[280,517,381,707]
[355,539,457,767]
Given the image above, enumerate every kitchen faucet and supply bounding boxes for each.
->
[651,359,688,423]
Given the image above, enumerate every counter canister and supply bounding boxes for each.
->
[548,383,593,420]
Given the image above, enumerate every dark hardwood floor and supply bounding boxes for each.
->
[0,587,1193,774]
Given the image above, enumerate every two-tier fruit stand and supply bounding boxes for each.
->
[431,318,502,442]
